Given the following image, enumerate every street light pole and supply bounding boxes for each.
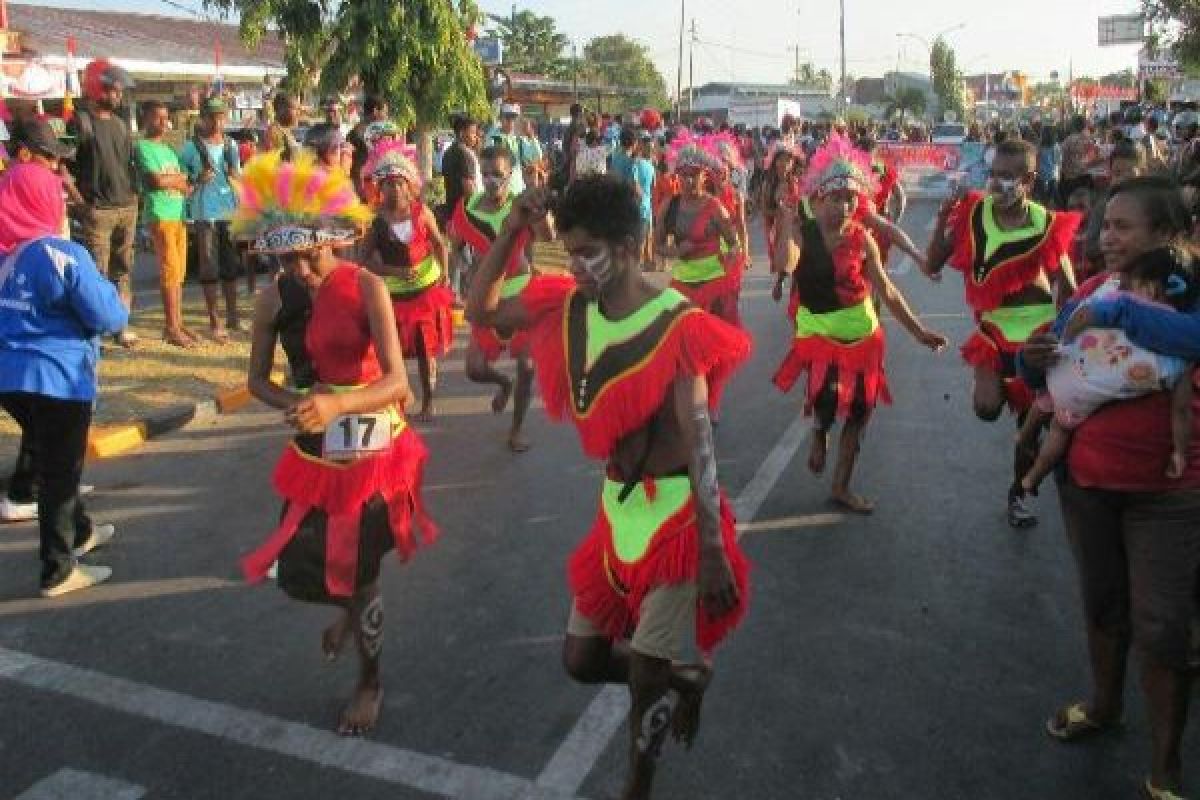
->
[676,0,685,121]
[839,0,847,113]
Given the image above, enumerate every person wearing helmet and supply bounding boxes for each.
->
[69,59,139,348]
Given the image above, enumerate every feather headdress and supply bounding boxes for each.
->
[800,133,878,199]
[363,120,401,149]
[707,132,743,170]
[231,150,372,254]
[363,139,420,187]
[666,128,722,173]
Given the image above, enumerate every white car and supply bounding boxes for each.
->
[931,123,967,145]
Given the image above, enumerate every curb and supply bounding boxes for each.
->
[84,374,275,461]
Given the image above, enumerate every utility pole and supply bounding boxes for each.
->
[688,19,697,115]
[676,0,685,121]
[839,0,847,113]
[572,42,578,102]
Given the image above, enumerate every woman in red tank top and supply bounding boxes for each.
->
[235,152,436,737]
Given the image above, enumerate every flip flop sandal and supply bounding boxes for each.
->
[1044,702,1121,741]
[1144,779,1190,800]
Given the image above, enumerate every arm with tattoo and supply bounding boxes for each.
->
[674,375,738,616]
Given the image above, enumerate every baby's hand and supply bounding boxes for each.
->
[1166,451,1187,480]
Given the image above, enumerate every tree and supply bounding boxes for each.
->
[208,0,490,179]
[487,10,571,79]
[788,62,832,93]
[1144,0,1200,68]
[885,87,927,122]
[581,35,668,111]
[1099,68,1137,88]
[929,36,966,120]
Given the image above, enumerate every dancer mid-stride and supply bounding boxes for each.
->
[238,152,436,735]
[772,135,947,513]
[468,176,751,799]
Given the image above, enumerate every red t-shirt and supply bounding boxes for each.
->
[1066,276,1200,491]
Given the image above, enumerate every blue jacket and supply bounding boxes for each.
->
[0,236,128,402]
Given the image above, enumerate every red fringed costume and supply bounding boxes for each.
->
[521,276,752,656]
[773,220,892,419]
[370,204,454,361]
[946,192,1081,412]
[666,195,746,327]
[241,264,436,603]
[450,195,533,362]
[870,161,900,264]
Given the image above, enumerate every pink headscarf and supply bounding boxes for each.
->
[0,162,65,255]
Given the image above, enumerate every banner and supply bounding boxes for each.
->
[877,143,962,172]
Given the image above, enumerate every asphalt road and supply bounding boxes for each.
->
[2,201,1194,800]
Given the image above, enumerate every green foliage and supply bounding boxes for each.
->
[488,10,571,79]
[929,36,966,119]
[1099,68,1137,88]
[1143,77,1169,103]
[206,0,490,132]
[885,87,927,121]
[788,62,833,92]
[581,34,668,111]
[1144,0,1200,69]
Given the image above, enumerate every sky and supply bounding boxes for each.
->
[35,0,1149,90]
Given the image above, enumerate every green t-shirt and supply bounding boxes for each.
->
[135,139,186,222]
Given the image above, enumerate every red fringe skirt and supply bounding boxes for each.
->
[393,285,455,360]
[470,324,530,364]
[772,327,892,419]
[670,259,745,328]
[960,321,1047,414]
[241,426,437,603]
[567,485,750,658]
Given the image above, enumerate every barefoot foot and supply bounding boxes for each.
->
[416,403,437,423]
[508,433,531,453]
[491,379,513,414]
[337,682,383,736]
[832,491,875,514]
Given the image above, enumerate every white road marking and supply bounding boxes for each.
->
[0,647,576,800]
[15,768,145,800]
[533,417,811,795]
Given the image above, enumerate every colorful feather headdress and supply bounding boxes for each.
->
[707,132,743,170]
[800,133,878,199]
[363,139,420,187]
[231,151,372,254]
[666,128,722,173]
[363,120,401,149]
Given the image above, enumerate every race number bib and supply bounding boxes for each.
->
[322,412,392,459]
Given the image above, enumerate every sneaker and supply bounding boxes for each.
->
[73,523,116,557]
[0,496,37,522]
[1008,495,1038,529]
[41,564,112,597]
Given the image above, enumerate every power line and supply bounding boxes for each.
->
[157,0,207,20]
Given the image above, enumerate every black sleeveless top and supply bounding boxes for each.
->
[791,219,841,314]
[273,273,315,390]
[370,215,416,267]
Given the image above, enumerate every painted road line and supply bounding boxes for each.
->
[15,768,146,800]
[533,416,811,795]
[0,647,576,800]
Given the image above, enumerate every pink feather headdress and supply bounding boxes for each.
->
[363,139,421,188]
[706,132,743,170]
[800,133,878,199]
[666,128,722,173]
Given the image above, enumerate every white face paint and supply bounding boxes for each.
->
[573,248,616,289]
[988,177,1022,208]
[482,174,507,193]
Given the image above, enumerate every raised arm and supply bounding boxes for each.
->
[465,191,549,332]
[925,188,965,278]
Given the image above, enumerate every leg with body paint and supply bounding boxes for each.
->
[509,354,534,453]
[338,583,384,735]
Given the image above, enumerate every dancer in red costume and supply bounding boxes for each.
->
[772,134,947,513]
[926,138,1080,528]
[237,152,436,736]
[360,140,454,421]
[759,142,801,263]
[468,176,750,799]
[655,134,745,327]
[448,145,554,452]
